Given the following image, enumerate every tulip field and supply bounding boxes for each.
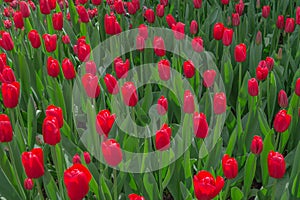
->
[1,0,300,199]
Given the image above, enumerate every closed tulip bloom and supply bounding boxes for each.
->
[255,31,262,45]
[52,12,63,30]
[77,5,89,23]
[268,151,285,179]
[296,7,300,25]
[153,36,166,57]
[19,1,30,18]
[72,154,81,164]
[62,58,76,80]
[114,0,125,14]
[2,81,20,108]
[0,66,16,83]
[166,14,176,28]
[213,22,224,40]
[64,164,92,200]
[0,31,14,51]
[127,2,137,15]
[232,13,240,26]
[256,64,268,81]
[193,170,224,200]
[144,9,155,23]
[28,30,41,48]
[95,109,115,137]
[114,57,130,79]
[156,4,164,18]
[138,24,148,39]
[155,124,172,150]
[158,59,171,81]
[183,90,195,113]
[183,60,195,78]
[24,178,34,190]
[83,152,91,164]
[273,109,291,133]
[190,20,198,35]
[21,148,44,179]
[47,56,60,77]
[222,28,233,46]
[91,0,102,5]
[104,73,119,94]
[121,82,138,107]
[295,78,300,96]
[101,139,122,166]
[104,13,122,35]
[42,116,61,145]
[48,0,56,10]
[160,0,168,6]
[234,43,246,62]
[128,194,145,200]
[276,15,285,29]
[285,18,295,33]
[213,92,226,114]
[203,69,216,88]
[79,0,88,4]
[235,0,244,16]
[191,37,204,53]
[262,6,270,18]
[157,95,168,115]
[265,57,274,71]
[172,22,185,40]
[222,154,238,179]
[28,1,36,10]
[82,73,100,98]
[46,105,63,128]
[0,53,7,71]
[85,61,97,75]
[248,78,259,96]
[193,112,209,138]
[132,0,140,10]
[78,42,91,62]
[39,0,51,15]
[136,35,145,51]
[193,0,202,8]
[42,34,57,52]
[221,0,229,5]
[278,90,288,108]
[250,135,263,155]
[0,114,13,143]
[4,19,12,29]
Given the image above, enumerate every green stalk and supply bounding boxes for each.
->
[197,139,204,170]
[113,169,118,200]
[36,179,44,200]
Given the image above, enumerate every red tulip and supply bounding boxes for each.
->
[295,78,300,96]
[64,164,92,200]
[101,139,122,166]
[91,0,102,5]
[296,7,300,25]
[222,154,238,179]
[132,0,140,10]
[285,18,295,33]
[248,78,259,96]
[190,20,198,35]
[155,124,172,151]
[128,194,145,200]
[42,34,57,52]
[256,64,268,81]
[127,2,137,15]
[255,31,262,45]
[190,37,203,53]
[28,30,41,48]
[153,36,166,57]
[21,148,44,179]
[193,170,224,200]
[138,24,148,39]
[136,35,145,51]
[62,58,76,80]
[114,57,130,79]
[157,95,168,115]
[234,43,247,62]
[213,92,226,114]
[278,90,288,108]
[96,109,115,137]
[24,178,34,190]
[79,0,88,4]
[262,5,270,18]
[183,60,195,78]
[0,114,13,143]
[232,13,240,26]
[213,22,224,40]
[158,59,171,81]
[0,31,14,51]
[3,19,12,29]
[104,13,122,35]
[222,28,233,46]
[268,151,285,179]
[28,1,36,10]
[0,53,7,71]
[235,0,245,16]
[160,0,168,6]
[166,14,176,28]
[104,73,119,94]
[183,90,195,114]
[42,116,61,145]
[203,69,216,88]
[52,12,63,30]
[40,0,51,15]
[84,61,96,76]
[2,81,20,108]
[193,0,202,8]
[273,109,291,133]
[251,135,263,155]
[72,154,81,164]
[121,82,138,107]
[77,42,91,62]
[144,9,155,23]
[221,0,229,5]
[265,57,274,71]
[114,0,125,14]
[81,73,100,98]
[156,4,164,18]
[77,5,89,23]
[193,112,208,138]
[0,66,16,83]
[46,105,63,128]
[48,0,56,10]
[83,152,91,164]
[19,1,30,18]
[47,56,60,77]
[276,15,285,29]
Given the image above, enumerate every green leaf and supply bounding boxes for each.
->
[231,187,244,200]
[267,72,277,124]
[143,173,161,200]
[260,130,274,186]
[0,168,22,200]
[100,175,113,200]
[180,182,193,200]
[243,153,257,198]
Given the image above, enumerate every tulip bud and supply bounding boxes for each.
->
[136,35,145,51]
[81,73,101,98]
[183,60,195,78]
[13,11,24,29]
[114,57,130,79]
[222,28,233,46]
[155,124,172,150]
[0,66,16,84]
[42,116,61,145]
[22,148,45,179]
[278,90,288,108]
[273,109,291,133]
[285,18,295,33]
[40,0,51,15]
[19,1,31,18]
[248,78,259,96]
[255,31,262,45]
[0,114,13,143]
[221,0,229,5]
[262,5,270,18]
[295,78,300,96]
[24,178,34,190]
[235,0,244,16]
[160,0,168,6]
[193,112,209,138]
[265,57,274,71]
[234,43,247,62]
[101,139,122,166]
[276,15,285,29]
[77,5,89,23]
[62,58,76,80]
[268,151,285,179]
[183,90,195,114]
[250,135,263,155]
[128,194,146,200]
[72,154,81,164]
[42,34,57,52]
[144,9,155,23]
[172,22,185,40]
[232,13,240,26]
[62,35,71,44]
[256,64,268,81]
[132,0,140,10]
[222,154,238,179]
[138,24,148,39]
[85,61,97,75]
[92,0,102,5]
[95,109,115,137]
[166,14,176,28]
[157,95,168,115]
[213,22,225,40]
[0,32,14,51]
[190,20,198,35]
[158,59,171,81]
[256,0,260,9]
[1,81,20,108]
[296,7,300,25]
[127,2,137,15]
[46,105,63,128]
[28,30,41,48]
[153,36,166,57]
[213,92,226,114]
[52,12,63,31]
[104,73,119,94]
[203,69,216,88]
[156,4,164,18]
[83,152,91,164]
[114,0,125,14]
[191,37,204,52]
[104,13,122,35]
[121,82,138,107]
[47,56,60,77]
[193,0,202,9]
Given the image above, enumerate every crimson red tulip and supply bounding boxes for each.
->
[193,112,208,138]
[138,24,148,39]
[79,0,88,4]
[256,64,268,81]
[132,0,140,10]
[156,4,164,18]
[183,60,195,78]
[213,22,224,40]
[268,151,285,179]
[114,0,125,14]
[248,78,259,96]
[114,57,130,79]
[21,148,44,179]
[278,90,288,108]
[234,43,247,62]
[221,0,229,5]
[46,105,63,128]
[191,37,203,52]
[250,135,263,155]
[128,194,145,200]
[155,124,172,151]
[144,9,155,23]
[52,12,63,30]
[0,114,13,143]
[104,73,119,94]
[42,116,61,145]
[101,139,122,166]
[203,69,216,88]
[42,34,57,52]
[183,90,195,114]
[273,109,291,133]
[0,31,14,51]
[166,14,176,28]
[19,1,30,18]
[276,15,285,29]
[0,66,16,83]
[96,109,115,137]
[72,154,81,164]
[77,42,91,62]
[222,28,233,46]
[213,92,226,114]
[255,31,262,45]
[3,19,12,29]
[83,152,91,164]
[157,95,168,115]
[160,0,168,6]
[296,7,300,25]
[28,30,41,48]
[222,154,238,179]
[81,73,100,98]
[265,57,274,71]
[62,58,76,80]
[2,81,20,108]
[40,0,51,15]
[295,78,300,96]
[104,13,122,35]
[121,82,138,107]
[158,59,170,81]
[0,53,6,71]
[235,0,244,16]
[62,35,70,44]
[193,0,202,8]
[127,2,137,15]
[136,35,145,51]
[285,18,295,33]
[28,1,36,10]
[153,36,166,57]
[91,0,102,5]
[77,5,89,23]
[85,61,97,75]
[232,13,240,26]
[47,56,60,77]
[262,5,270,18]
[24,178,34,190]
[190,20,198,35]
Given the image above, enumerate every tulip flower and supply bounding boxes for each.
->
[251,135,263,155]
[255,31,262,45]
[83,152,91,164]
[278,90,288,108]
[132,0,140,10]
[96,109,115,137]
[296,7,300,25]
[193,170,224,200]
[265,57,274,71]
[235,0,245,16]
[62,58,76,80]
[160,0,168,6]
[121,82,138,107]
[193,112,209,138]
[0,66,16,83]
[0,114,13,143]
[256,64,268,81]
[172,22,185,40]
[127,2,137,15]
[104,13,122,35]
[85,61,97,75]
[285,18,295,33]
[213,22,224,40]
[42,34,57,52]
[138,24,148,39]
[77,42,91,62]
[72,154,81,164]
[2,81,20,108]
[128,194,145,200]
[166,14,176,28]
[0,53,7,71]
[221,0,229,5]
[157,95,168,115]
[114,57,130,79]
[156,4,164,18]
[19,1,31,18]
[153,36,166,57]
[21,148,45,179]
[92,0,102,5]
[222,28,233,46]
[222,154,238,179]
[144,9,155,23]
[3,20,12,29]
[0,31,14,51]
[234,43,247,62]
[276,15,285,29]
[155,124,172,151]
[77,5,89,23]
[52,12,63,31]
[191,37,204,52]
[39,0,51,15]
[81,73,100,98]
[183,60,195,78]
[203,69,216,88]
[101,139,122,166]
[24,178,34,190]
[42,116,61,145]
[183,90,195,114]
[46,105,63,128]
[104,73,119,94]
[47,56,60,77]
[190,20,198,35]
[295,78,300,96]
[28,30,41,48]
[136,35,145,51]
[262,6,270,18]
[273,109,291,133]
[248,78,259,96]
[193,0,202,8]
[268,151,286,179]
[64,164,92,200]
[232,13,240,26]
[158,59,171,81]
[114,0,125,14]
[214,92,226,114]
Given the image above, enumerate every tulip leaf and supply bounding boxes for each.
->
[260,130,274,186]
[231,187,244,200]
[43,171,60,200]
[100,175,113,200]
[0,168,22,200]
[27,95,36,149]
[143,173,161,200]
[243,153,257,198]
[225,126,238,156]
[258,108,271,136]
[180,182,193,200]
[267,72,277,125]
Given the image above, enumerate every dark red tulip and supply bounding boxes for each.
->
[47,56,60,77]
[128,194,145,200]
[2,81,20,108]
[46,105,63,128]
[278,90,288,108]
[0,53,7,71]
[0,66,16,83]
[81,73,100,98]
[62,58,76,80]
[183,90,195,114]
[114,57,130,79]
[21,148,44,179]
[104,73,119,94]
[121,82,138,107]
[250,135,263,155]
[40,0,51,15]
[296,7,300,25]
[0,114,13,143]
[214,92,226,114]
[144,9,155,23]
[190,20,198,35]
[222,28,233,46]
[138,24,148,39]
[295,78,300,96]
[156,4,164,18]
[77,42,91,62]
[153,36,166,57]
[172,22,185,40]
[265,57,274,71]
[101,139,122,166]
[48,0,56,10]
[155,124,172,151]
[0,31,14,51]
[262,6,270,18]
[203,69,216,88]
[127,2,137,15]
[248,78,259,96]
[157,95,168,115]
[64,164,92,200]
[213,22,224,40]
[104,13,122,35]
[193,112,209,138]
[42,116,61,145]
[132,0,140,11]
[42,34,57,52]
[28,0,36,10]
[160,0,168,6]
[191,37,204,53]
[276,15,285,29]
[77,5,89,23]
[96,109,115,137]
[83,152,91,164]
[24,178,34,190]
[62,35,70,44]
[85,61,97,75]
[255,31,262,45]
[19,1,30,18]
[52,12,63,30]
[235,0,245,16]
[193,170,224,200]
[285,18,295,33]
[79,0,88,4]
[234,43,247,62]
[28,30,41,48]
[166,14,176,28]
[222,154,238,179]
[183,60,195,78]
[136,35,145,51]
[232,13,240,26]
[193,0,202,8]
[221,0,229,5]
[268,151,285,179]
[72,154,81,164]
[114,0,125,14]
[273,109,291,133]
[158,59,171,81]
[3,19,12,29]
[91,0,102,5]
[256,64,268,81]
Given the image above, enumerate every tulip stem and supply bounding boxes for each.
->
[113,169,117,200]
[275,133,281,151]
[36,179,44,200]
[238,62,242,95]
[197,139,204,170]
[271,179,277,200]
